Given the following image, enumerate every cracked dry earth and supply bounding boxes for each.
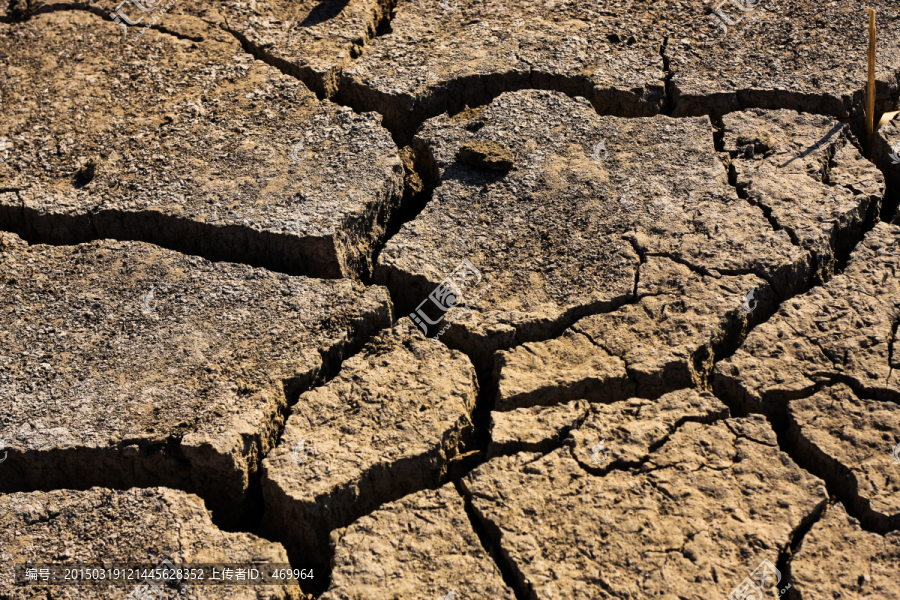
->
[2,1,900,599]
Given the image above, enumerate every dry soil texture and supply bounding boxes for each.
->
[1,1,900,599]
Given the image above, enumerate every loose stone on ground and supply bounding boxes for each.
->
[0,234,391,525]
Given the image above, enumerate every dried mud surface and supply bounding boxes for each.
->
[2,1,900,598]
[0,232,390,525]
[0,487,303,599]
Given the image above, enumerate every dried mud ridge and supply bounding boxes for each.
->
[2,0,900,598]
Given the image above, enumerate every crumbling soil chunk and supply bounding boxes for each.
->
[0,235,391,525]
[261,319,478,566]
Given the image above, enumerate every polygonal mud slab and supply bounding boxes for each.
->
[714,221,900,414]
[21,0,393,99]
[378,90,809,372]
[261,319,478,566]
[339,0,666,144]
[0,11,403,279]
[566,389,729,471]
[494,256,776,409]
[659,0,900,119]
[790,503,900,600]
[320,483,515,600]
[461,417,827,600]
[723,109,883,284]
[487,400,589,459]
[0,487,301,600]
[786,384,900,532]
[0,234,391,525]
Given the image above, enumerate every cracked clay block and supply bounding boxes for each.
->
[487,400,589,459]
[15,0,391,98]
[260,319,478,566]
[0,487,301,600]
[320,484,515,600]
[461,416,827,600]
[660,0,900,119]
[786,384,900,532]
[0,11,403,279]
[495,107,884,411]
[339,0,665,144]
[494,255,776,410]
[567,389,729,471]
[724,109,883,284]
[790,502,900,600]
[378,90,807,372]
[0,233,391,526]
[714,221,900,414]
